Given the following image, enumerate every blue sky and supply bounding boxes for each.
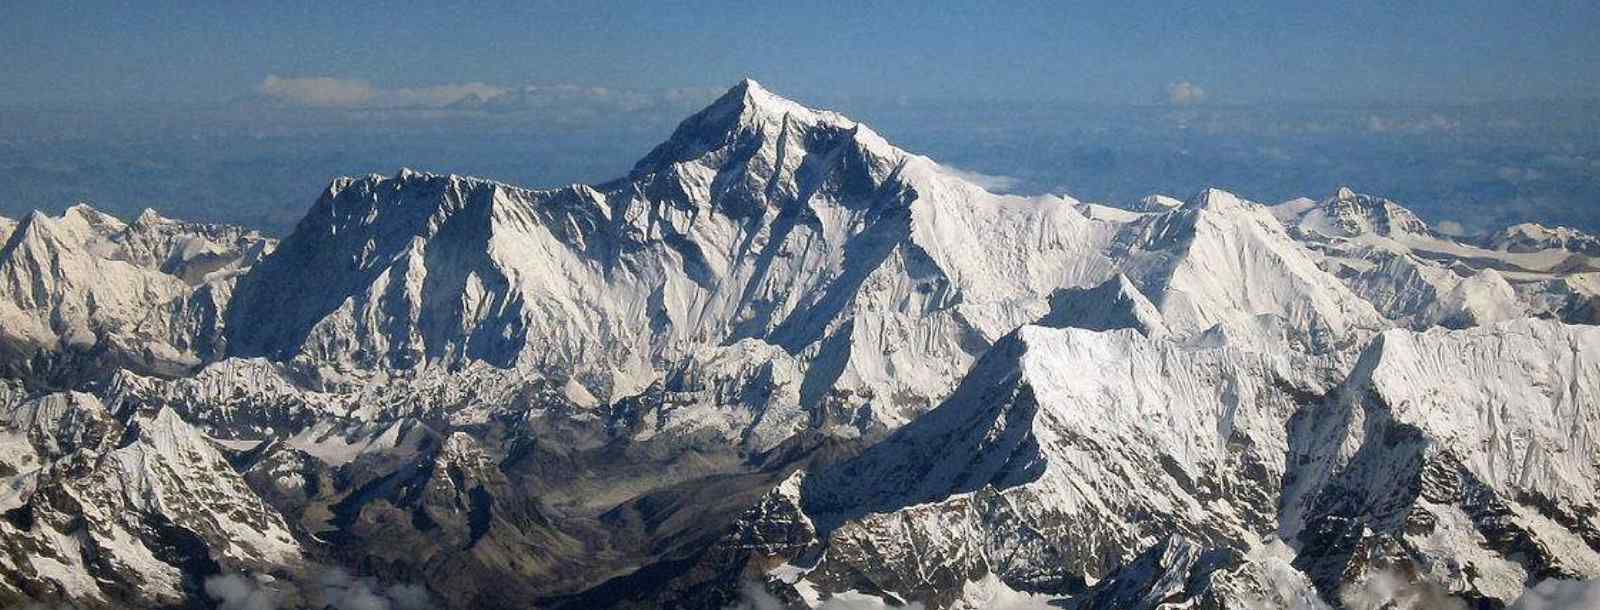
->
[4,0,1597,106]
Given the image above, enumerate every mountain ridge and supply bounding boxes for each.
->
[0,80,1597,610]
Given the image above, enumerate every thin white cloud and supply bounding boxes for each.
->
[259,75,507,108]
[939,164,1023,193]
[1496,166,1545,182]
[1167,81,1207,106]
[662,86,726,106]
[1436,219,1467,236]
[1509,579,1600,610]
[205,573,290,610]
[1364,113,1459,134]
[383,82,509,108]
[205,569,433,610]
[728,574,1068,610]
[255,76,719,113]
[259,75,376,107]
[1339,570,1468,610]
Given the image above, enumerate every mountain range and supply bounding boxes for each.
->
[1,80,1597,610]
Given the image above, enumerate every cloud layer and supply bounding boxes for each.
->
[1167,81,1207,106]
[258,75,508,108]
[205,569,433,610]
[259,76,378,106]
[1435,219,1467,236]
[938,164,1023,193]
[1508,580,1600,610]
[255,75,721,112]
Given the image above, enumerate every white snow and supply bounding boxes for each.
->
[5,80,1600,610]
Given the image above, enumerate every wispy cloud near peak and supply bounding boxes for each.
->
[257,75,508,108]
[1167,81,1207,106]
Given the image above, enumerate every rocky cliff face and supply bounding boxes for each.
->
[0,393,298,609]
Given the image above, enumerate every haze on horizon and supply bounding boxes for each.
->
[7,5,1600,609]
[5,0,1598,107]
[2,0,1598,239]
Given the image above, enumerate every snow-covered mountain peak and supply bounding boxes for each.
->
[8,83,1600,610]
[712,78,853,132]
[1181,187,1252,212]
[1346,319,1600,502]
[0,204,272,379]
[8,210,65,250]
[1297,187,1430,238]
[628,79,902,193]
[1039,274,1170,338]
[735,77,765,92]
[10,206,110,252]
[1113,186,1389,349]
[296,169,500,244]
[217,80,1121,438]
[62,202,128,236]
[222,169,518,367]
[1486,222,1600,255]
[132,207,165,226]
[1131,193,1183,212]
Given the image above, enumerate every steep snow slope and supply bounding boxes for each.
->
[0,208,187,355]
[1293,187,1430,240]
[775,323,1343,608]
[11,84,1403,456]
[107,208,273,285]
[1289,320,1600,605]
[1487,223,1600,256]
[1037,274,1170,338]
[1130,194,1184,213]
[716,319,1600,609]
[5,80,1600,610]
[0,205,272,381]
[223,80,1119,445]
[1275,188,1588,328]
[1112,188,1388,350]
[209,84,1402,452]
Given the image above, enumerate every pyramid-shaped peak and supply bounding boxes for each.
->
[700,78,849,128]
[16,208,69,236]
[1309,187,1429,237]
[1322,186,1387,207]
[7,209,88,255]
[66,201,104,215]
[61,202,128,235]
[1182,187,1250,211]
[1038,274,1169,338]
[132,208,172,227]
[1132,194,1184,212]
[631,79,891,178]
[1321,186,1390,207]
[731,77,767,95]
[395,167,430,181]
